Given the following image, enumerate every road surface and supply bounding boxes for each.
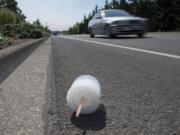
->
[48,33,180,135]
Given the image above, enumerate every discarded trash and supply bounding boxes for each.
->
[66,75,101,117]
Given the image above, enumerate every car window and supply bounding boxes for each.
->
[92,12,102,20]
[104,10,131,17]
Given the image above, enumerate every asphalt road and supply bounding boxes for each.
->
[48,33,180,135]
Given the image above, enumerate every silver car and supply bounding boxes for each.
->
[88,9,148,38]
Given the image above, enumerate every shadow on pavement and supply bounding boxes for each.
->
[95,35,152,39]
[71,104,106,133]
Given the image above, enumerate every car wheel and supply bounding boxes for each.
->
[90,34,94,38]
[110,34,116,38]
[137,33,144,38]
[89,28,94,38]
[105,26,116,38]
[105,26,111,37]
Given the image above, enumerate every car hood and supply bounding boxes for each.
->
[103,16,146,23]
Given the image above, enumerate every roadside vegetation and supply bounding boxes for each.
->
[67,0,180,34]
[0,0,50,49]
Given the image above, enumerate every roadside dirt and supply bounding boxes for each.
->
[0,38,33,50]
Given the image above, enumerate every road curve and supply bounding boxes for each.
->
[49,33,180,135]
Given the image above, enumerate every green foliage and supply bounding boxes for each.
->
[0,0,18,12]
[0,24,15,37]
[154,0,180,31]
[31,30,43,39]
[0,0,50,39]
[68,5,100,34]
[0,34,3,42]
[0,0,26,20]
[0,8,21,25]
[68,23,80,34]
[68,0,180,34]
[0,33,8,48]
[0,22,50,39]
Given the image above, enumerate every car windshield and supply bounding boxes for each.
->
[104,10,131,17]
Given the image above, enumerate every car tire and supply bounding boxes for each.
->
[110,34,116,38]
[90,34,94,38]
[137,33,144,38]
[105,26,111,37]
[89,28,94,38]
[105,26,116,38]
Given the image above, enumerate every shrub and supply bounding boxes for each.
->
[0,22,50,39]
[0,35,3,42]
[0,8,21,26]
[0,24,15,37]
[19,31,30,38]
[31,30,43,38]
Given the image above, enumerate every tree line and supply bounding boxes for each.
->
[0,0,50,39]
[68,0,180,34]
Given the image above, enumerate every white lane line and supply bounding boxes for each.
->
[60,36,180,60]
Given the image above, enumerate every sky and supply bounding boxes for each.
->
[16,0,105,31]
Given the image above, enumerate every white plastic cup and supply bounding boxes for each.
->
[66,75,101,114]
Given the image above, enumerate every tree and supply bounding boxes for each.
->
[33,19,41,27]
[0,8,18,25]
[104,0,111,9]
[154,0,180,31]
[0,0,26,20]
[111,0,120,9]
[0,0,18,12]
